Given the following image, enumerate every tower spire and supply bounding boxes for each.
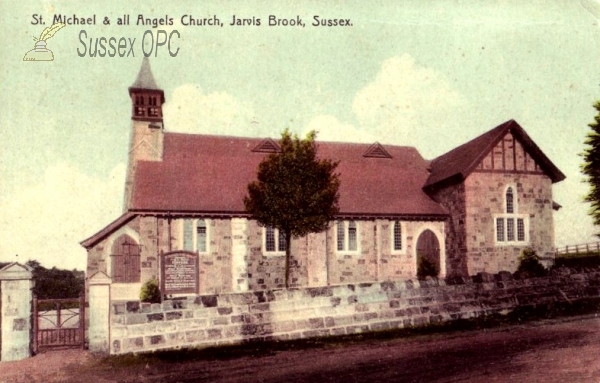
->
[130,56,160,90]
[128,57,165,123]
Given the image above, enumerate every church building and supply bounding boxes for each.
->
[81,58,565,300]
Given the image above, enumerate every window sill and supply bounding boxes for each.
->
[494,241,530,247]
[335,251,361,257]
[263,251,286,257]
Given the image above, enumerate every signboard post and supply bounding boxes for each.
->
[161,251,199,295]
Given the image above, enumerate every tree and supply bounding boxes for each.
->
[25,260,84,299]
[582,100,600,233]
[244,130,341,288]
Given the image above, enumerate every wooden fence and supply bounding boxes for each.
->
[555,242,600,256]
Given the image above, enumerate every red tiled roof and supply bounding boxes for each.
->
[130,133,447,217]
[424,120,565,189]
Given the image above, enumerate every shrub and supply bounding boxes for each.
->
[516,247,546,278]
[140,278,161,303]
[417,256,439,280]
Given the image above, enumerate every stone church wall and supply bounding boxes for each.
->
[428,183,468,277]
[326,221,378,285]
[107,270,600,355]
[464,172,554,274]
[87,217,447,301]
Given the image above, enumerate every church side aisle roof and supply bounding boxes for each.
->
[130,133,448,218]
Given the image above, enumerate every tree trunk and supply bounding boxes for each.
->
[285,229,292,288]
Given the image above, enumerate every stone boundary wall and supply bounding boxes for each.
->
[109,270,600,355]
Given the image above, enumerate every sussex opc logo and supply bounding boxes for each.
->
[23,23,66,61]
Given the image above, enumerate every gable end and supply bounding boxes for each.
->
[363,142,393,159]
[474,131,546,175]
[425,120,565,191]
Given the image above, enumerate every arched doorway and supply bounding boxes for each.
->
[416,229,440,279]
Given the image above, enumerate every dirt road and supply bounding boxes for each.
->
[1,315,598,382]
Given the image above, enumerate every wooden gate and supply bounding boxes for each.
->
[33,295,85,352]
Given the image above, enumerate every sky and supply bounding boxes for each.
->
[1,0,600,271]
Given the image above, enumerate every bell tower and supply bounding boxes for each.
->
[124,57,166,211]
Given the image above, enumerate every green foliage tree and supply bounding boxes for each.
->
[582,100,600,234]
[25,260,85,299]
[244,130,341,288]
[516,247,546,278]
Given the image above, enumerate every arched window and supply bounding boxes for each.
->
[495,185,527,244]
[111,234,140,283]
[506,187,514,214]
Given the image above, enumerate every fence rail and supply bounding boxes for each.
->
[555,242,600,256]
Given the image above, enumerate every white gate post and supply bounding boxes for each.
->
[88,271,111,353]
[231,218,249,292]
[0,263,33,361]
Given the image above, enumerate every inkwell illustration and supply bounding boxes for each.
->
[23,22,66,61]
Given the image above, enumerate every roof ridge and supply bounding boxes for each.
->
[430,120,512,165]
[165,131,265,140]
[163,131,420,151]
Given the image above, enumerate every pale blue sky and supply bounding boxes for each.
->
[1,0,599,270]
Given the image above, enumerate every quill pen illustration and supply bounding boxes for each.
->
[35,22,66,42]
[24,22,66,61]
